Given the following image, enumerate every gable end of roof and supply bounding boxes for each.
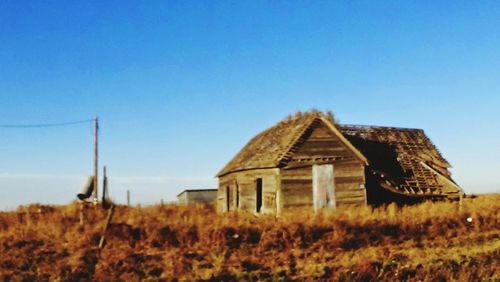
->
[217,113,369,177]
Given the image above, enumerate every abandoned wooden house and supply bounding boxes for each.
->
[177,189,218,205]
[216,112,463,214]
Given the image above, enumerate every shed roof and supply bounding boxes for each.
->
[177,189,218,197]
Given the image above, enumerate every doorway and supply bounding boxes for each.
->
[312,164,336,211]
[256,178,263,213]
[226,186,231,211]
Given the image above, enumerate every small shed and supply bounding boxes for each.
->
[216,111,463,214]
[177,189,218,205]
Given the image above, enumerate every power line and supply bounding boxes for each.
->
[0,118,94,128]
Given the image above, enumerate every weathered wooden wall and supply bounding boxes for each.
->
[281,121,366,209]
[178,190,218,205]
[177,193,187,205]
[218,168,279,214]
[218,174,237,212]
[281,166,313,209]
[333,160,366,206]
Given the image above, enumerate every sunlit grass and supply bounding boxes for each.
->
[0,194,498,280]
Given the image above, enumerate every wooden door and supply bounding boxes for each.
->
[312,164,336,211]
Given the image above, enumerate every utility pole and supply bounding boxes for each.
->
[102,166,107,202]
[127,190,130,206]
[93,117,99,203]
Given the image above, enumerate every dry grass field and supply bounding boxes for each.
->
[0,194,498,281]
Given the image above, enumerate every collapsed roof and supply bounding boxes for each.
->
[341,125,462,197]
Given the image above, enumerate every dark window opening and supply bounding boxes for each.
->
[236,185,239,208]
[256,178,263,213]
[226,186,230,211]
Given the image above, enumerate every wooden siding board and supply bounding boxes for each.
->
[335,183,364,191]
[333,163,366,177]
[282,179,311,185]
[335,189,366,199]
[281,176,313,181]
[282,166,312,174]
[283,195,313,207]
[285,158,363,170]
[335,176,365,185]
[281,187,313,196]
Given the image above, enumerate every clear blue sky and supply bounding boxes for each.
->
[1,1,499,209]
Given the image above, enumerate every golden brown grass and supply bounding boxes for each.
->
[0,194,498,281]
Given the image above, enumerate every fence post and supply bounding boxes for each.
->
[458,193,464,213]
[25,206,32,230]
[127,190,130,207]
[98,204,116,249]
[79,203,85,226]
